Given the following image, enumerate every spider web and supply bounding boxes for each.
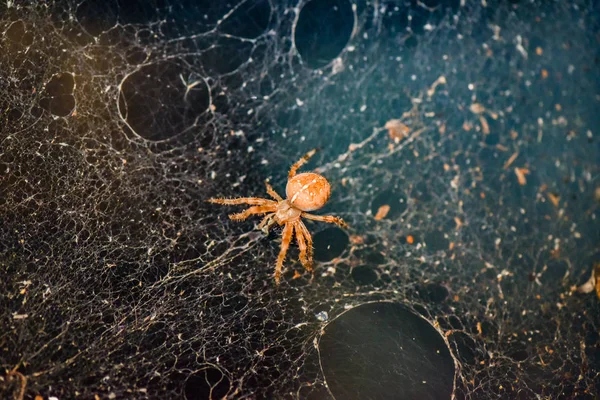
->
[1,0,599,399]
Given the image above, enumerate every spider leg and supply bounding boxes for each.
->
[208,197,276,206]
[288,148,319,178]
[264,180,283,202]
[297,220,313,269]
[257,213,277,234]
[229,205,276,221]
[274,222,294,285]
[294,221,313,272]
[302,212,349,228]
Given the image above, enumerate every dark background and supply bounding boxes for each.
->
[1,0,599,398]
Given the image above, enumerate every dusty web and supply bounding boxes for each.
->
[1,0,599,399]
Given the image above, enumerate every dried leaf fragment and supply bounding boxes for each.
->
[470,103,486,114]
[514,167,529,186]
[427,75,447,97]
[577,263,600,300]
[503,152,519,170]
[374,205,391,220]
[547,192,560,207]
[479,116,490,135]
[384,119,410,143]
[454,217,463,229]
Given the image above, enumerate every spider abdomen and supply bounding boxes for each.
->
[286,172,331,211]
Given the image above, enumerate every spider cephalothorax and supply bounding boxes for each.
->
[208,149,348,284]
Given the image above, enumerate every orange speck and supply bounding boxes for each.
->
[349,235,364,244]
[476,322,483,335]
[479,116,490,135]
[555,104,562,111]
[503,152,519,170]
[547,192,560,207]
[454,217,463,228]
[480,192,486,199]
[449,242,455,250]
[374,205,391,220]
[292,270,302,279]
[541,69,548,79]
[443,163,451,171]
[406,235,414,244]
[536,47,543,55]
[470,103,486,114]
[514,167,529,186]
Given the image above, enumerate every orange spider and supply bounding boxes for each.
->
[208,149,348,284]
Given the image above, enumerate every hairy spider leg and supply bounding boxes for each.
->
[264,181,283,202]
[288,148,319,178]
[274,222,294,285]
[229,205,276,221]
[293,221,312,272]
[257,213,277,234]
[302,212,349,228]
[296,220,313,270]
[207,197,277,206]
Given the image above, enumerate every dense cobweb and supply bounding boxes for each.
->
[1,0,599,399]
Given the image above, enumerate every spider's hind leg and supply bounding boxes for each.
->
[294,222,313,273]
[274,223,294,285]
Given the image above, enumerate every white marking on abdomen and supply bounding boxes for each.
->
[290,178,318,204]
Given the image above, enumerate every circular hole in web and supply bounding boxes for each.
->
[76,0,118,37]
[184,366,231,400]
[418,282,450,303]
[5,20,34,46]
[351,265,378,285]
[294,0,355,69]
[40,72,76,117]
[424,230,449,252]
[313,227,349,261]
[318,302,455,400]
[118,61,210,141]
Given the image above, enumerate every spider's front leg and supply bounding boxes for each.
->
[208,197,276,206]
[228,205,276,221]
[264,181,283,202]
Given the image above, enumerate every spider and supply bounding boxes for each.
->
[208,148,348,284]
